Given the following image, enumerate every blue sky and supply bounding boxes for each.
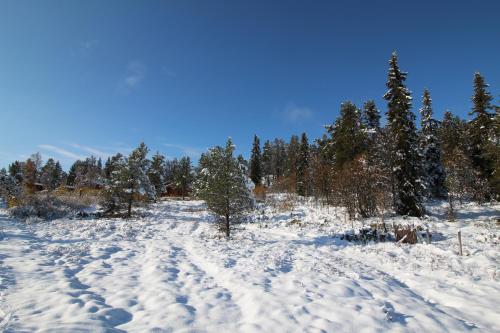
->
[0,1,499,169]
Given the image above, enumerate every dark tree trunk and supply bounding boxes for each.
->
[225,214,230,238]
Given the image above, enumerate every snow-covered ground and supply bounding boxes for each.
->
[0,198,498,332]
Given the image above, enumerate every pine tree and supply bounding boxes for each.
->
[261,140,273,187]
[469,72,495,195]
[8,161,24,183]
[310,135,333,202]
[286,135,300,179]
[272,138,286,179]
[102,154,128,214]
[489,101,500,196]
[328,101,366,169]
[127,143,156,211]
[104,143,155,217]
[0,168,22,205]
[383,52,423,217]
[195,138,252,238]
[103,154,124,181]
[55,161,66,187]
[249,135,262,186]
[97,158,103,173]
[175,156,193,199]
[419,89,446,198]
[40,158,63,191]
[362,100,381,132]
[296,133,310,196]
[148,152,166,200]
[73,156,102,189]
[66,161,79,186]
[440,111,468,160]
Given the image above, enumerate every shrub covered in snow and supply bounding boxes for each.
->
[9,193,88,221]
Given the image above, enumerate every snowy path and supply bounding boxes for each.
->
[0,200,499,332]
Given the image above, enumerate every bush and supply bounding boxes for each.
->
[9,193,88,221]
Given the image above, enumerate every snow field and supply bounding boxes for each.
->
[0,199,498,332]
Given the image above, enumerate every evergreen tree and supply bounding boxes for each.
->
[97,158,103,172]
[419,89,446,198]
[73,156,102,188]
[249,135,262,186]
[66,161,79,186]
[195,138,252,238]
[328,101,366,169]
[102,154,128,214]
[272,138,286,179]
[237,155,248,174]
[286,135,300,179]
[310,135,333,202]
[362,100,381,132]
[104,143,155,217]
[296,133,310,196]
[261,140,273,186]
[489,100,500,196]
[103,154,124,181]
[148,152,166,200]
[165,158,180,188]
[40,158,63,190]
[469,72,495,195]
[383,52,423,217]
[8,161,24,183]
[175,156,193,199]
[0,169,22,204]
[440,111,468,160]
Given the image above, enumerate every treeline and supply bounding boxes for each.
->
[248,53,499,218]
[0,144,194,217]
[0,52,498,227]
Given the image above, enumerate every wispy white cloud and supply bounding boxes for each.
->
[38,144,85,160]
[283,102,313,122]
[163,143,204,158]
[70,143,113,158]
[118,61,146,93]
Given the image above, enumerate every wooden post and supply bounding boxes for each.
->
[458,230,463,256]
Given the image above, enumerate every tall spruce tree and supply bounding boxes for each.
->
[286,135,300,180]
[296,133,310,196]
[249,135,262,186]
[262,140,273,186]
[469,72,495,194]
[273,138,286,179]
[383,52,423,217]
[419,89,446,198]
[328,101,366,169]
[440,111,468,160]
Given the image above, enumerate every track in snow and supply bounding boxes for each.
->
[0,200,498,332]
